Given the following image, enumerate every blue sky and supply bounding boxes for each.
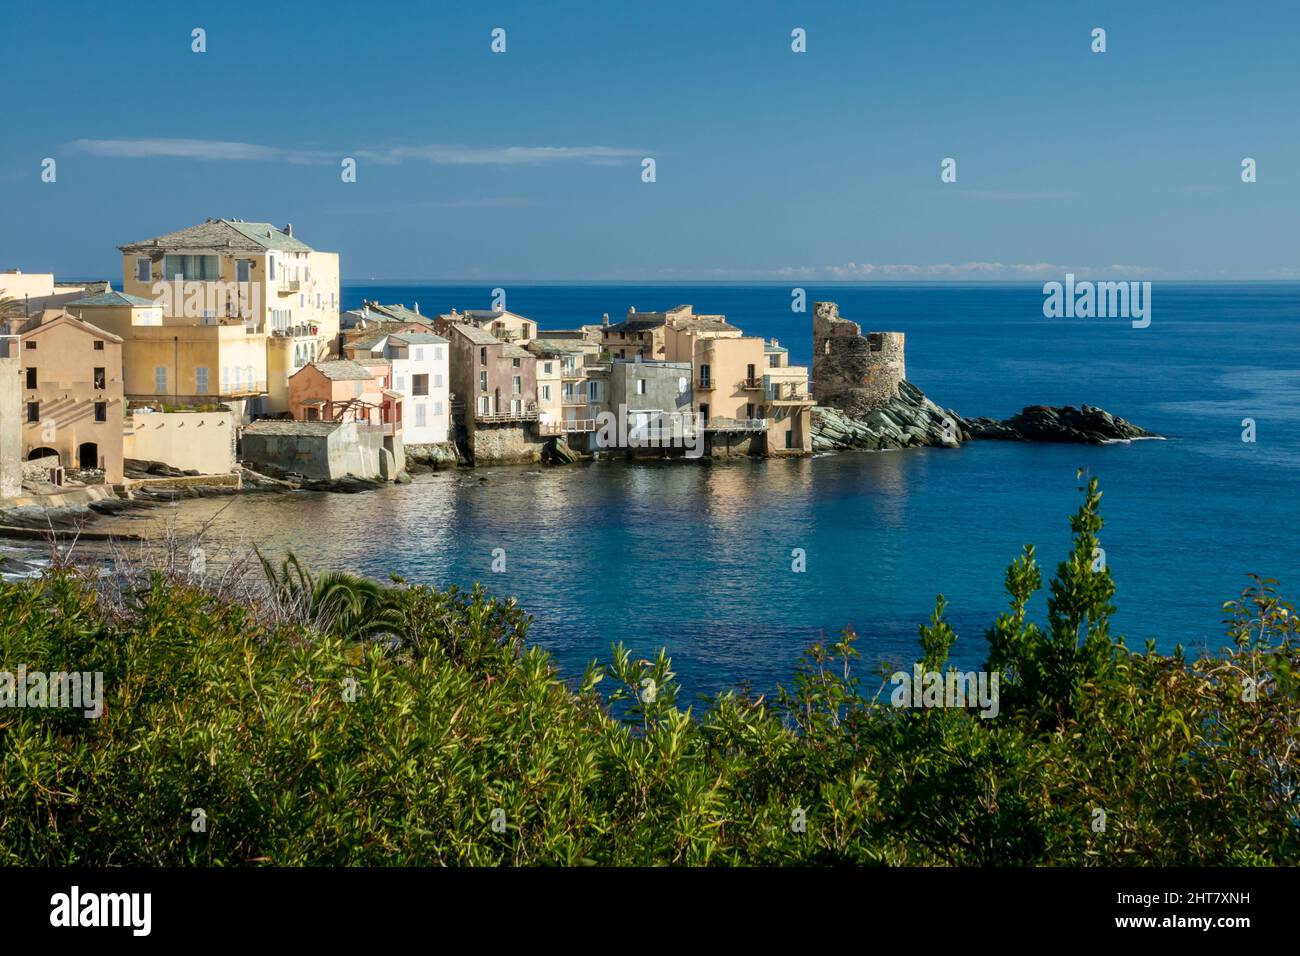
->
[2,0,1297,280]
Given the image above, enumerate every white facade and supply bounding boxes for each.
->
[350,334,450,444]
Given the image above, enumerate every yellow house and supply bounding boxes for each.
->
[116,219,340,416]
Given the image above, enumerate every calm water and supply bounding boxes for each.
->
[94,283,1300,696]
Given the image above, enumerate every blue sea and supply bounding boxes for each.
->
[117,282,1300,697]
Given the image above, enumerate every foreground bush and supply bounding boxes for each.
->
[0,477,1296,865]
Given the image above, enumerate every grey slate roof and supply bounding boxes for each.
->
[119,219,314,254]
[305,359,375,382]
[447,323,499,346]
[388,332,448,345]
[66,290,156,308]
[244,420,342,438]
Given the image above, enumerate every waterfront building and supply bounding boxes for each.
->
[345,330,450,446]
[601,304,728,361]
[607,359,696,454]
[15,309,125,483]
[445,323,543,463]
[116,219,340,418]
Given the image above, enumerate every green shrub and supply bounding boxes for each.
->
[0,477,1295,865]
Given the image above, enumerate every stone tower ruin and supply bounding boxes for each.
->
[811,301,905,415]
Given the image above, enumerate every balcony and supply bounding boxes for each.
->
[477,410,539,424]
[695,378,714,390]
[738,377,764,390]
[765,385,814,405]
[704,417,767,432]
[278,280,302,295]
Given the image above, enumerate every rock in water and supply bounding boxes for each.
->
[811,381,1158,450]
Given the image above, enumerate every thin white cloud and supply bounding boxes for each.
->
[764,262,1160,280]
[70,138,644,167]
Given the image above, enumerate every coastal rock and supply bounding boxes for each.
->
[811,381,1158,451]
[959,405,1156,444]
[811,380,961,452]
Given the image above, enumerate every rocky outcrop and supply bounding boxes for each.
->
[960,405,1156,444]
[811,381,1158,452]
[405,442,462,474]
[812,380,960,452]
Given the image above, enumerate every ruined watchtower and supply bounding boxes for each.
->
[811,302,905,415]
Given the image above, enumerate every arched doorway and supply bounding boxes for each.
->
[27,447,59,462]
[78,442,99,470]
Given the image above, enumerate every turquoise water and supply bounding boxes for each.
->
[117,283,1300,696]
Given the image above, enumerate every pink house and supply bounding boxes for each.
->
[287,359,403,434]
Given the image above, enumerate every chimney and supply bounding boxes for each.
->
[414,302,420,314]
[284,223,293,237]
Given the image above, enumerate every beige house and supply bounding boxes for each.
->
[17,310,125,482]
[658,307,814,455]
[434,308,537,345]
[115,219,340,417]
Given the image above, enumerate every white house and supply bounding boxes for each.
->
[345,330,450,445]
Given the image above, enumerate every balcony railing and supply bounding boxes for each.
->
[739,377,763,389]
[704,417,768,432]
[696,378,714,390]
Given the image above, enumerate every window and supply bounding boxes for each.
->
[510,398,522,414]
[247,366,254,389]
[413,347,424,362]
[636,378,647,395]
[94,402,107,423]
[543,362,552,375]
[479,347,487,365]
[25,368,36,389]
[154,366,167,393]
[479,370,487,391]
[354,382,362,397]
[434,400,444,416]
[26,402,39,422]
[267,256,276,281]
[94,340,104,351]
[195,367,208,394]
[135,257,151,283]
[395,375,406,391]
[415,404,427,427]
[163,254,220,280]
[222,367,230,392]
[433,373,443,388]
[24,341,34,350]
[587,380,603,402]
[512,357,521,368]
[786,429,794,449]
[299,294,305,308]
[769,354,780,368]
[433,346,443,362]
[512,375,521,395]
[541,384,551,401]
[412,373,429,396]
[93,367,105,389]
[747,363,756,383]
[746,402,756,420]
[699,363,711,386]
[478,395,490,415]
[236,259,252,282]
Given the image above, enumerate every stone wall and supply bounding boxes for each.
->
[470,423,545,464]
[811,302,906,416]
